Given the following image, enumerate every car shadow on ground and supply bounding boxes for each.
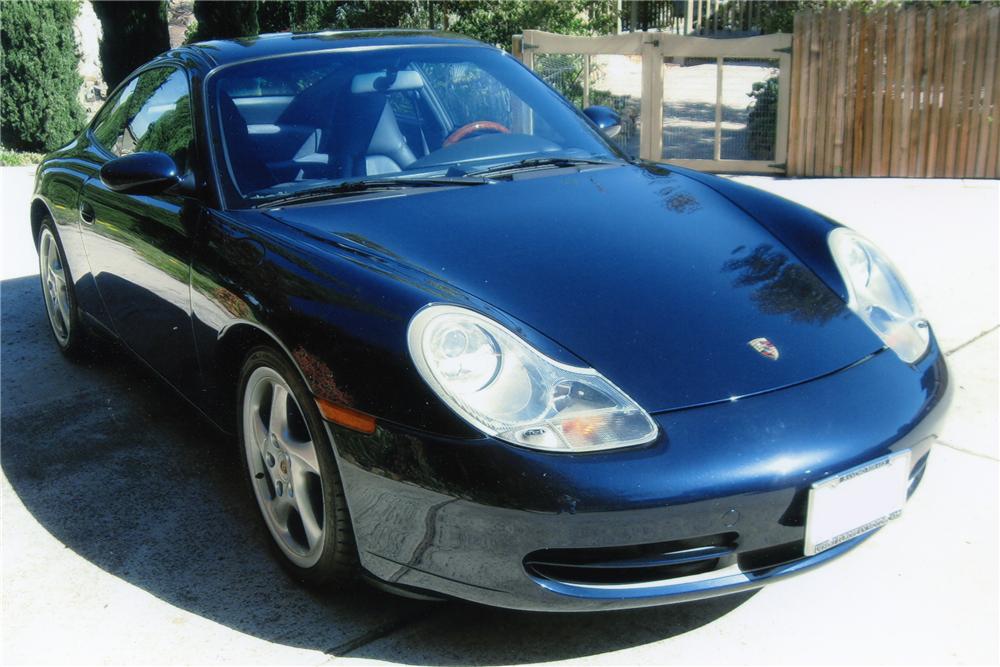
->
[1,274,754,662]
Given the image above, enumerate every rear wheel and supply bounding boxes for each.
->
[38,219,91,357]
[237,346,357,586]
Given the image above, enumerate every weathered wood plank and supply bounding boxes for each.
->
[956,4,979,175]
[903,8,920,176]
[963,4,987,176]
[814,10,830,175]
[831,9,849,176]
[787,12,803,175]
[859,7,877,176]
[805,11,820,175]
[975,7,999,178]
[871,9,888,176]
[842,6,860,176]
[911,10,935,177]
[926,5,948,177]
[944,6,967,177]
[889,7,908,175]
[988,8,1000,179]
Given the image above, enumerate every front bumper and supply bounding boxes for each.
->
[329,345,950,611]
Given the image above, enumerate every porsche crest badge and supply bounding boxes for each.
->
[748,337,779,360]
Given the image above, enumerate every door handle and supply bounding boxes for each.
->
[79,201,95,224]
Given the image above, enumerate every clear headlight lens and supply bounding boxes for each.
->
[407,305,658,452]
[829,228,930,363]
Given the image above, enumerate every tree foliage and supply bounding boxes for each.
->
[191,1,259,41]
[203,0,618,49]
[92,1,170,90]
[0,0,86,151]
[445,1,618,48]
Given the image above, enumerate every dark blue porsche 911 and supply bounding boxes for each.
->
[31,30,950,611]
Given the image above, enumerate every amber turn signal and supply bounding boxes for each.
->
[315,398,376,434]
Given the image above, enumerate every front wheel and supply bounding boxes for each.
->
[237,346,357,586]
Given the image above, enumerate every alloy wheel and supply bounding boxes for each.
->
[39,227,71,346]
[242,366,326,568]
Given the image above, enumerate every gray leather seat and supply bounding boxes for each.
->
[218,91,274,193]
[363,102,416,176]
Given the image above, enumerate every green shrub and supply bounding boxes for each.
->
[0,0,86,152]
[92,1,170,90]
[190,1,259,41]
[747,76,778,160]
[0,148,44,166]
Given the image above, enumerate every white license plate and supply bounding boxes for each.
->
[804,450,911,556]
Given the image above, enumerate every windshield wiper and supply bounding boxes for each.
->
[255,176,491,208]
[462,156,620,179]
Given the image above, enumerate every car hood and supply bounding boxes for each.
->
[264,164,882,413]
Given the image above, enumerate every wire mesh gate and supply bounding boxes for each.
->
[514,30,792,174]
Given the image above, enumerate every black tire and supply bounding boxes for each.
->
[37,217,93,359]
[236,345,358,587]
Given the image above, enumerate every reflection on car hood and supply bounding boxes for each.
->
[265,164,882,413]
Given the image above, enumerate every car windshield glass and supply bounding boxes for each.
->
[208,45,621,206]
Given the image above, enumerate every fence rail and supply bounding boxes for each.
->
[788,4,1000,178]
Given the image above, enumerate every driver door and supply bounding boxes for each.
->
[78,66,203,396]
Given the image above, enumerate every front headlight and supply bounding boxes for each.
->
[407,305,658,452]
[829,227,930,363]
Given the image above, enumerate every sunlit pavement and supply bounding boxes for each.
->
[2,168,997,665]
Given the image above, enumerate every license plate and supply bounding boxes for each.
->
[804,450,911,556]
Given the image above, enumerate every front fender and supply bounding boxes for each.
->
[189,209,480,437]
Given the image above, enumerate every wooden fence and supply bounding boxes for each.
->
[620,0,779,36]
[788,4,1000,178]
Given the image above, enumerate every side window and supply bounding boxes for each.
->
[94,67,196,174]
[91,78,138,152]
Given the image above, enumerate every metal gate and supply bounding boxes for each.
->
[514,30,792,174]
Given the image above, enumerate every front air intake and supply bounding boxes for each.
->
[524,533,739,586]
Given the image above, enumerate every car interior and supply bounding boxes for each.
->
[219,65,488,195]
[214,56,571,199]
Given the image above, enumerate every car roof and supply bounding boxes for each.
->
[170,29,489,70]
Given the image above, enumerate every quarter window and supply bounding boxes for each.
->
[92,67,195,174]
[91,78,138,152]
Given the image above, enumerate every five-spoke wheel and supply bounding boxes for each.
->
[238,347,356,585]
[243,366,326,566]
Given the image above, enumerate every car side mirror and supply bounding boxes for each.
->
[583,105,622,139]
[100,151,181,195]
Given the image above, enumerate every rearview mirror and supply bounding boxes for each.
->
[351,69,424,94]
[583,105,622,139]
[100,152,180,195]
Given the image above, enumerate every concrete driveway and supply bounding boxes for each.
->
[1,167,997,665]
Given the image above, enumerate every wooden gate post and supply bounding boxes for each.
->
[640,35,664,161]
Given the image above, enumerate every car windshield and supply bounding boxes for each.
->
[208,45,621,206]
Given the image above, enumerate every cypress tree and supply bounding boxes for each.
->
[0,0,86,152]
[258,0,294,33]
[191,1,259,41]
[92,1,170,90]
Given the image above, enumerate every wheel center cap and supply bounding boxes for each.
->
[279,458,289,476]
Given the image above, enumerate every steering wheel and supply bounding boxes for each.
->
[443,121,511,147]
